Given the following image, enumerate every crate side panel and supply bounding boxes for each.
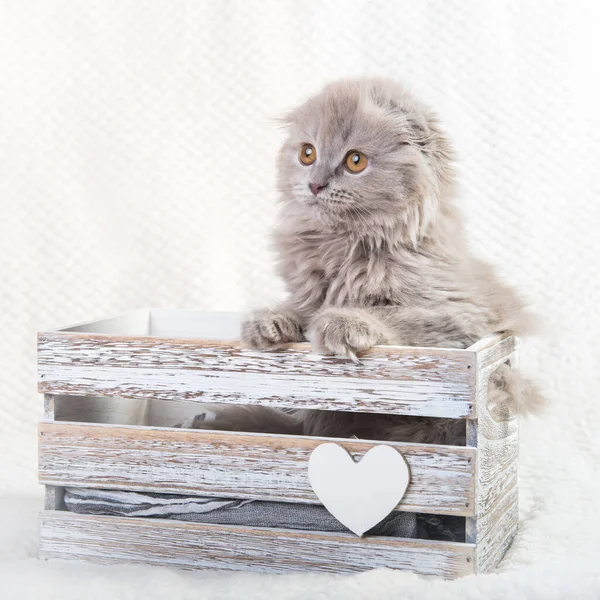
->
[473,417,518,572]
[39,511,475,578]
[471,336,519,573]
[59,309,151,335]
[38,334,476,418]
[149,309,243,339]
[38,422,476,516]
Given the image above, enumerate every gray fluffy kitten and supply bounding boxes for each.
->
[194,78,542,444]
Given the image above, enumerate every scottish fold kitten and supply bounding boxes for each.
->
[192,78,542,444]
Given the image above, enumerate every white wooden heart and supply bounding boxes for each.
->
[308,443,410,536]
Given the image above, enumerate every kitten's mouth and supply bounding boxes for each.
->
[306,196,346,209]
[304,197,357,228]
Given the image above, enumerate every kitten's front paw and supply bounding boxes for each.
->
[308,308,387,359]
[241,309,304,349]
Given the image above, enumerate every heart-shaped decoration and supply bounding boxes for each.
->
[308,443,410,536]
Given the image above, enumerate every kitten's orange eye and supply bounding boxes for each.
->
[299,143,317,165]
[345,151,368,173]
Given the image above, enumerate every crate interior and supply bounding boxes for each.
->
[62,309,244,340]
[50,395,467,443]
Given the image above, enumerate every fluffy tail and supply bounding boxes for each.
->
[488,363,546,417]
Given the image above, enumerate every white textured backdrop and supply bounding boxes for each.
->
[1,1,599,597]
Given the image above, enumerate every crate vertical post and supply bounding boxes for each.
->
[466,336,520,573]
[42,394,65,512]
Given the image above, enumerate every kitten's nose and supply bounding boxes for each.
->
[309,182,328,197]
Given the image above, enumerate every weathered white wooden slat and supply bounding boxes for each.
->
[38,422,476,515]
[39,511,476,577]
[38,333,476,418]
[465,333,506,353]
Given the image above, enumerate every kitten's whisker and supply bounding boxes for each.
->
[347,204,371,234]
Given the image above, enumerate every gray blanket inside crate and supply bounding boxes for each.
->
[63,487,418,537]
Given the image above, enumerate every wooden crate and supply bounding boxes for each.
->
[37,309,519,578]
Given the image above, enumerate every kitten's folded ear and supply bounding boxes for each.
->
[400,107,454,156]
[379,96,456,246]
[405,117,437,149]
[400,116,456,248]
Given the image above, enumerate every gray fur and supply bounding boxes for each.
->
[193,78,543,444]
